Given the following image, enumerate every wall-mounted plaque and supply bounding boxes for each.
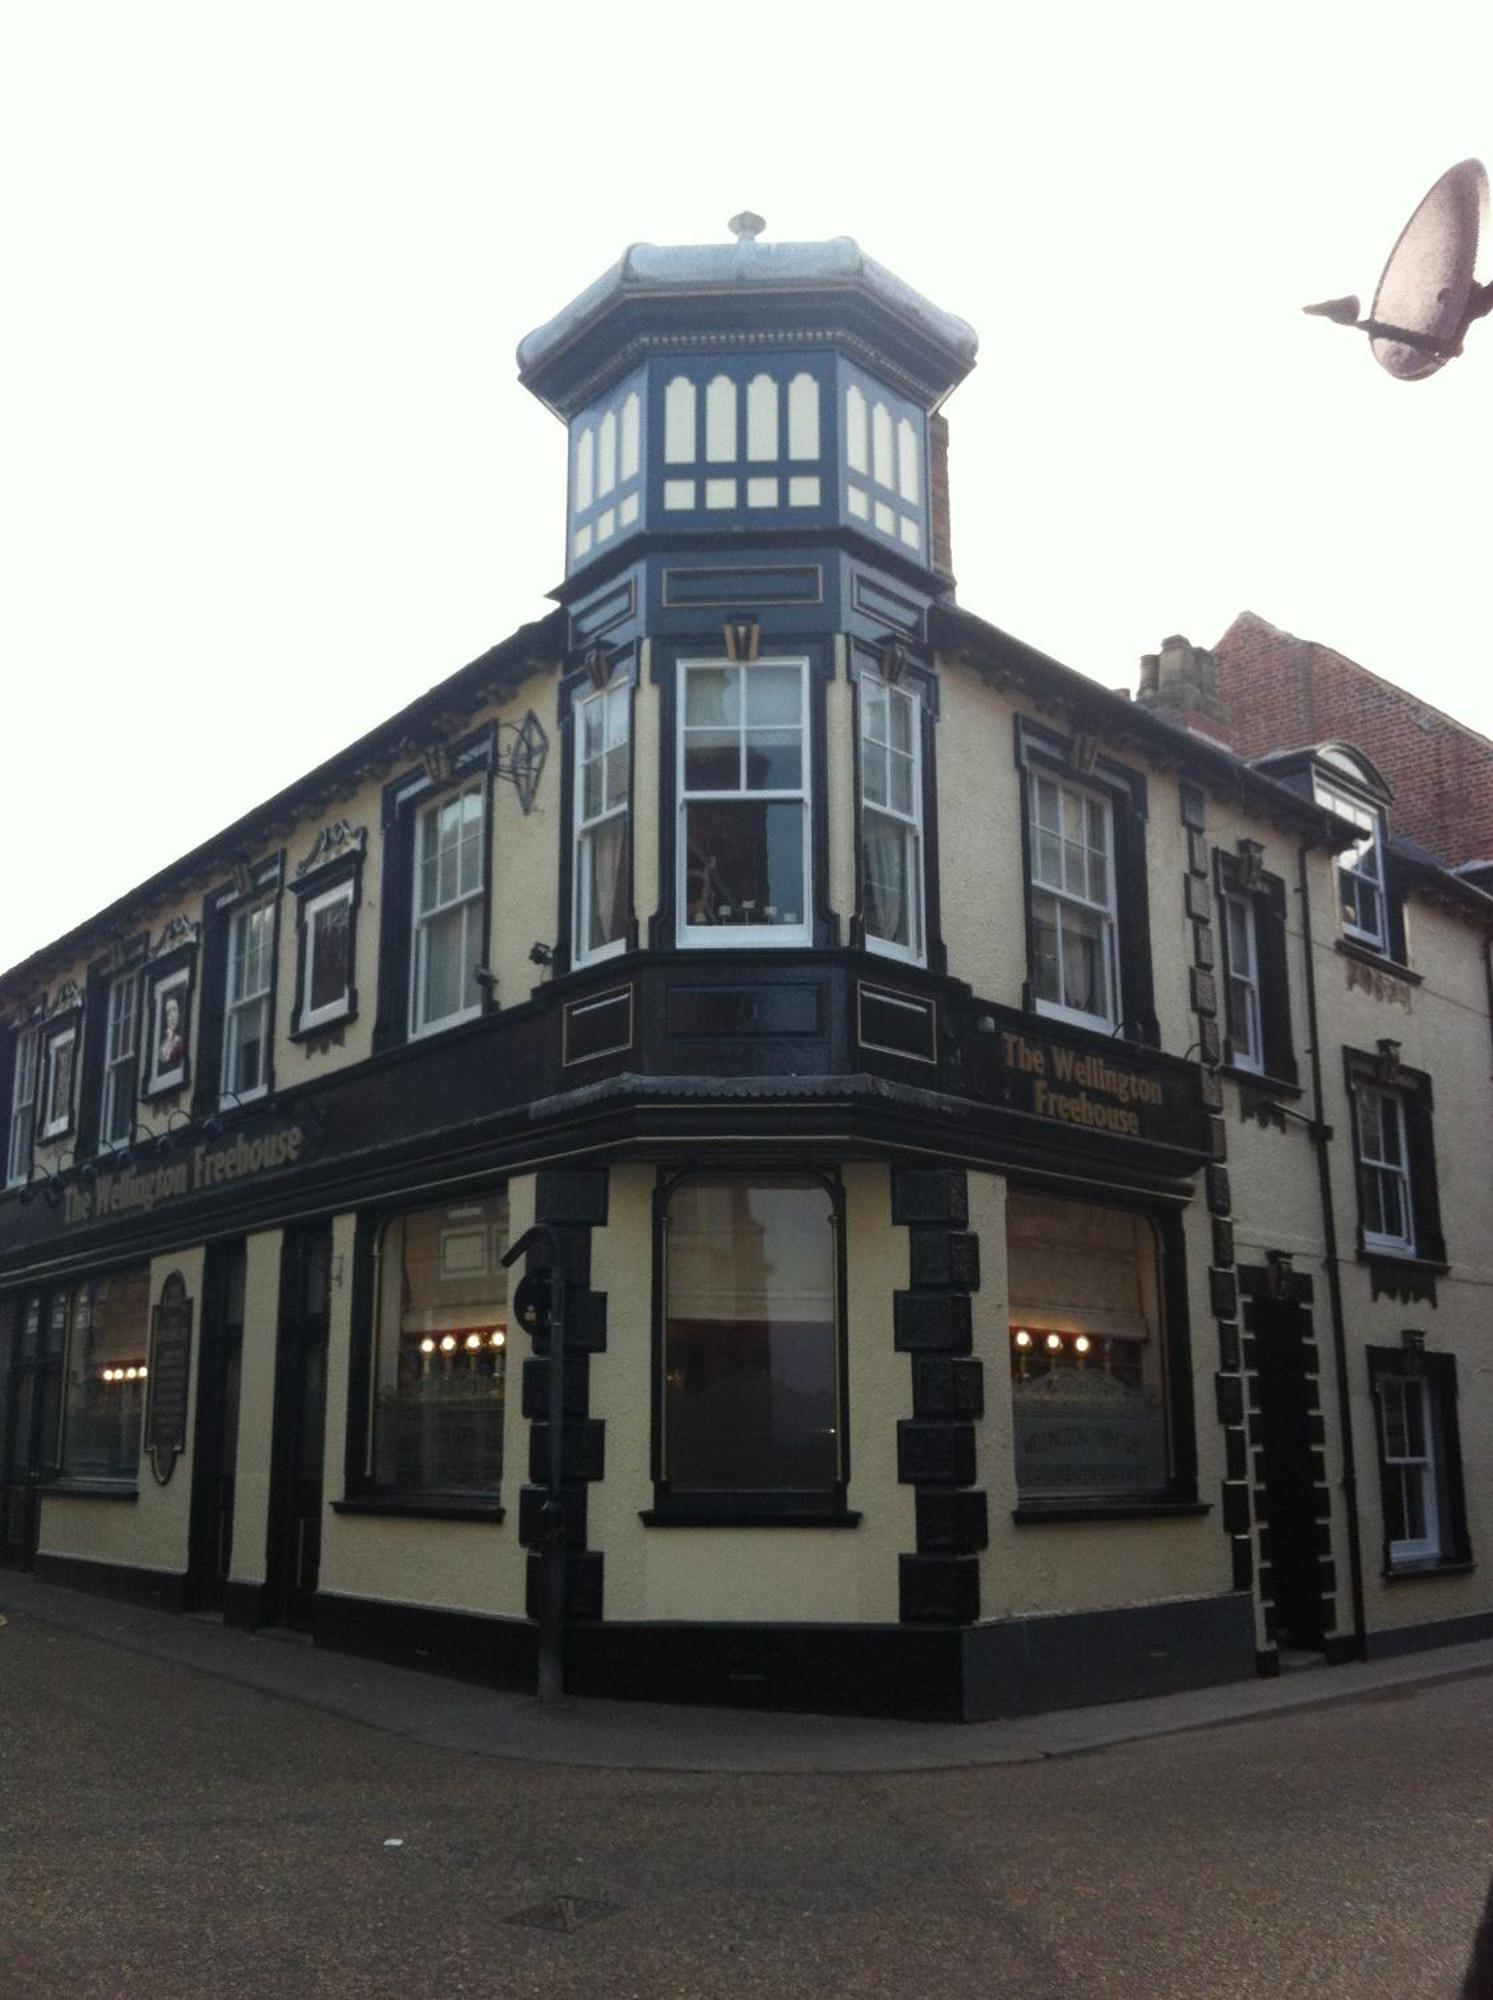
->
[145,1271,194,1485]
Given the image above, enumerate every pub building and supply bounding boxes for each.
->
[2,222,1490,1721]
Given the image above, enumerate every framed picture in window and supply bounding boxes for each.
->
[143,964,192,1098]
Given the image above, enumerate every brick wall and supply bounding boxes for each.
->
[1213,612,1493,868]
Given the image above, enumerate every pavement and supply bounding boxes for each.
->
[1,1567,1491,1772]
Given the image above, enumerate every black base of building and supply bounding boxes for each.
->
[1362,1608,1493,1660]
[222,1580,265,1630]
[312,1589,538,1691]
[32,1552,187,1613]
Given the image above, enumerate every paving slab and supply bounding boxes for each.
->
[1,1569,1489,1774]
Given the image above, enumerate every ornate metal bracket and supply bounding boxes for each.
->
[496,711,549,816]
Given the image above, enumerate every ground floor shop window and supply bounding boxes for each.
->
[658,1173,842,1508]
[61,1267,152,1481]
[1007,1193,1169,1501]
[370,1191,508,1494]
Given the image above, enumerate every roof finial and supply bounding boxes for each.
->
[728,210,765,243]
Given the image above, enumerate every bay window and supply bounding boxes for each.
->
[859,671,924,962]
[411,781,486,1034]
[573,676,631,965]
[678,660,810,946]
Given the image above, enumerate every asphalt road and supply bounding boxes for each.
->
[1,1612,1489,1999]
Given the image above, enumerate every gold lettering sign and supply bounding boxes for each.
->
[63,1125,305,1226]
[1001,1031,1164,1139]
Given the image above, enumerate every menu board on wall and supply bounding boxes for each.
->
[145,1271,194,1485]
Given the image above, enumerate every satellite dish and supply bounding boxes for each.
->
[1304,159,1493,379]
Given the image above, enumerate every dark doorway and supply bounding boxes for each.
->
[264,1224,332,1629]
[1252,1298,1327,1651]
[186,1242,246,1612]
[0,1293,64,1568]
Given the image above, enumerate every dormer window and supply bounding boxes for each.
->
[1315,777,1387,952]
[570,380,643,564]
[658,366,823,518]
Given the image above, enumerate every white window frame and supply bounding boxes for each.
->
[1222,893,1263,1074]
[5,1023,39,1188]
[859,671,924,967]
[220,899,275,1107]
[40,1023,77,1141]
[300,879,356,1034]
[410,778,487,1038]
[99,972,139,1153]
[573,678,631,969]
[1315,780,1387,953]
[1026,770,1121,1034]
[676,657,812,950]
[1378,1373,1441,1565]
[1357,1084,1416,1256]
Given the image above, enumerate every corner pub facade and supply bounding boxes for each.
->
[3,224,1491,1722]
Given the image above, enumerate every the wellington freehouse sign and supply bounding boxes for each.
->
[62,1124,308,1226]
[999,1029,1191,1144]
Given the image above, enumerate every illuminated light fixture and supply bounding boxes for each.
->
[102,1368,116,1382]
[1013,1329,1033,1349]
[490,1331,505,1348]
[1045,1333,1063,1351]
[138,1367,147,1379]
[464,1333,483,1351]
[419,1338,436,1354]
[124,1366,138,1381]
[439,1334,457,1353]
[1074,1335,1091,1355]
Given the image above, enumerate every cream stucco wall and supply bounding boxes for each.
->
[491,671,562,1006]
[38,1245,207,1576]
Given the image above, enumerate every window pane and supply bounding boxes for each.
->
[1007,1196,1167,1498]
[1031,893,1061,1004]
[787,372,819,460]
[743,665,800,728]
[309,896,351,1013]
[1060,903,1108,1015]
[372,1195,507,1493]
[664,1179,837,1493]
[583,816,629,955]
[683,734,739,792]
[743,729,801,792]
[864,809,916,950]
[684,666,739,730]
[61,1269,150,1480]
[684,801,803,928]
[420,905,469,1024]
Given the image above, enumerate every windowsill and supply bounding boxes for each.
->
[1225,1065,1303,1098]
[409,1008,484,1042]
[41,1480,140,1502]
[1334,938,1422,985]
[1033,999,1120,1037]
[1013,1498,1210,1526]
[640,1506,862,1529]
[1383,1558,1475,1582]
[290,1009,355,1043]
[1360,1248,1447,1275]
[332,1495,504,1523]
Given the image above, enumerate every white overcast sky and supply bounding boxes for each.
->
[4,1,1492,974]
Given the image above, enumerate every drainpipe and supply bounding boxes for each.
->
[1297,839,1367,1658]
[502,1223,569,1705]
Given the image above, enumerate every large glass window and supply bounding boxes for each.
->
[370,1192,508,1495]
[61,1267,151,1482]
[100,972,139,1150]
[411,782,485,1034]
[222,900,275,1103]
[678,660,810,946]
[1027,772,1119,1031]
[1357,1085,1415,1254]
[1007,1194,1168,1501]
[5,1025,39,1187]
[1315,780,1387,952]
[40,1022,77,1141]
[574,678,631,965]
[660,1175,840,1500]
[859,672,924,963]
